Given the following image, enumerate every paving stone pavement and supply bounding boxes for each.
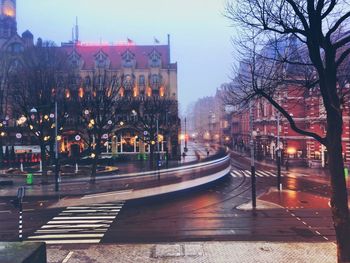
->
[47,241,336,263]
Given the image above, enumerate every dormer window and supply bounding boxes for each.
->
[94,50,110,69]
[148,49,161,68]
[68,50,83,69]
[121,50,135,68]
[7,43,24,53]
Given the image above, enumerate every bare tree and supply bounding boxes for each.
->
[78,71,121,183]
[8,40,67,182]
[126,97,179,169]
[226,1,350,261]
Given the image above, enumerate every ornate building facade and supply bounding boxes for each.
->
[0,0,180,161]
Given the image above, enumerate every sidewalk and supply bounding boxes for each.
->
[47,241,336,263]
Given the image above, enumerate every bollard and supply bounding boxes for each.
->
[26,173,33,185]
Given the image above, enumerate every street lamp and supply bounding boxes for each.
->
[249,101,256,209]
[30,102,60,192]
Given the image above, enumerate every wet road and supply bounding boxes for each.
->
[101,160,336,243]
[0,158,341,244]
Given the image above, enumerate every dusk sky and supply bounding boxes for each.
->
[17,0,235,113]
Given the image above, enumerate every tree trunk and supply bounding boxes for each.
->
[149,143,154,170]
[40,144,48,184]
[90,138,100,183]
[327,110,350,263]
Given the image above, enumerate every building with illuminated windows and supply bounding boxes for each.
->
[0,0,181,161]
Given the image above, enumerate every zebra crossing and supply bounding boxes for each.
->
[230,169,284,178]
[27,202,124,244]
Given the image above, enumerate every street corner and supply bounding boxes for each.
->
[236,199,284,211]
[258,189,331,209]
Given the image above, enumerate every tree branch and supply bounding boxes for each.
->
[259,91,327,145]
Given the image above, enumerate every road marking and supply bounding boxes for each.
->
[27,202,124,244]
[28,233,105,239]
[62,251,74,263]
[231,169,283,178]
[52,216,116,220]
[0,210,11,213]
[81,191,132,199]
[36,229,108,233]
[47,220,114,224]
[41,224,110,229]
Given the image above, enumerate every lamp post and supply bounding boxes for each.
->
[249,101,256,208]
[184,117,188,152]
[30,103,60,192]
[276,112,282,191]
[54,101,59,192]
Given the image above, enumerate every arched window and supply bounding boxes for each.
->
[123,75,134,89]
[150,74,161,89]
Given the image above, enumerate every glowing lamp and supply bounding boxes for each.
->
[287,147,296,155]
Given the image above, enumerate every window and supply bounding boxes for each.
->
[149,49,161,67]
[121,50,135,68]
[7,43,24,53]
[94,51,109,69]
[150,74,161,88]
[123,75,134,89]
[139,75,145,86]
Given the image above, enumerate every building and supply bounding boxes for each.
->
[0,0,180,162]
[59,39,180,159]
[229,78,350,168]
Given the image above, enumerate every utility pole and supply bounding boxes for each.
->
[156,117,160,180]
[249,101,256,208]
[184,117,188,152]
[54,101,59,192]
[276,112,282,191]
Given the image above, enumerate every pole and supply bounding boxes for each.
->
[18,199,23,241]
[54,101,59,192]
[185,117,187,147]
[249,101,256,208]
[277,112,282,191]
[156,118,160,180]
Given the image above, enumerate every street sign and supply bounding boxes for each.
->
[17,186,25,200]
[143,131,148,136]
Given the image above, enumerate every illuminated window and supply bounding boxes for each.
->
[146,87,152,97]
[159,86,165,97]
[2,0,16,17]
[119,87,125,97]
[133,86,139,97]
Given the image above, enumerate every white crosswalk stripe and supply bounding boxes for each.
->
[27,201,124,244]
[231,169,284,178]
